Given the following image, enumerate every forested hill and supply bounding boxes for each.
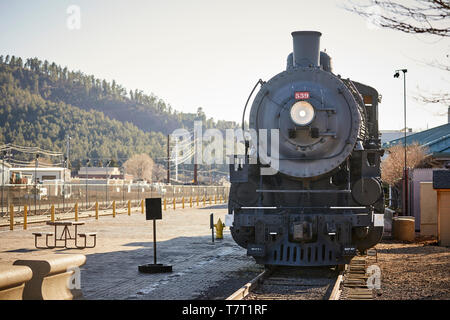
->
[0,55,238,165]
[0,55,237,135]
[0,74,166,164]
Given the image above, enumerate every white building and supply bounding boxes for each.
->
[77,166,133,183]
[0,161,11,185]
[8,167,70,184]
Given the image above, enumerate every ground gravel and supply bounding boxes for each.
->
[373,237,450,300]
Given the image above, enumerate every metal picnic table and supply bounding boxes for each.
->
[32,221,96,249]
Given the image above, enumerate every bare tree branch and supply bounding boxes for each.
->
[344,0,449,107]
[344,0,450,37]
[123,153,154,182]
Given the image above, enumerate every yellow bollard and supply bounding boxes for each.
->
[214,218,225,239]
[141,199,144,214]
[209,196,212,206]
[220,195,223,203]
[113,200,116,218]
[95,202,99,220]
[214,195,217,204]
[9,204,13,231]
[196,196,199,207]
[164,198,167,211]
[51,204,55,222]
[203,196,206,207]
[74,202,78,222]
[128,200,131,216]
[173,198,176,210]
[190,196,193,208]
[182,197,185,209]
[23,205,28,230]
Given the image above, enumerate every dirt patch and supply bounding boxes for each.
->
[373,238,450,300]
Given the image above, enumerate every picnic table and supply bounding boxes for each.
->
[32,221,96,249]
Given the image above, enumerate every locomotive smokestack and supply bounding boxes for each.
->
[291,31,321,68]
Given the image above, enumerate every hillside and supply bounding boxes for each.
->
[0,55,237,135]
[0,55,238,167]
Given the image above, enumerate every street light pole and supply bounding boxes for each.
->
[394,69,408,216]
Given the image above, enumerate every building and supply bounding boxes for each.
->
[380,129,415,146]
[382,112,450,232]
[7,167,71,184]
[0,161,11,185]
[383,122,450,167]
[77,167,133,183]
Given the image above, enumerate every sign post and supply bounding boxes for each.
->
[138,198,172,273]
[210,213,214,243]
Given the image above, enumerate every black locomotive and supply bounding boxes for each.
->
[228,31,384,266]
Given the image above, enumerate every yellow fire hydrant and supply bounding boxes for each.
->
[214,218,225,239]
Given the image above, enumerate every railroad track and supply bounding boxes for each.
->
[339,255,375,300]
[226,255,375,300]
[227,265,343,300]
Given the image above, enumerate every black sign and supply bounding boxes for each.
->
[145,198,162,220]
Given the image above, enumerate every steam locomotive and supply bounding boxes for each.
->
[228,31,384,266]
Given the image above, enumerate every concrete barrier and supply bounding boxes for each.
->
[13,254,86,300]
[0,265,33,300]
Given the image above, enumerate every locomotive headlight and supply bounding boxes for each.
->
[290,101,315,126]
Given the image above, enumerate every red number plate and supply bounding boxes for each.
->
[295,92,310,100]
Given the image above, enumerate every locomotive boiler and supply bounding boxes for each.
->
[228,31,385,267]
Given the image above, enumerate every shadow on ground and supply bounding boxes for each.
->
[79,234,258,300]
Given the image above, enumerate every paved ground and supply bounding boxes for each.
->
[0,204,259,300]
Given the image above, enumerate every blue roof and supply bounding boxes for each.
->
[382,123,450,154]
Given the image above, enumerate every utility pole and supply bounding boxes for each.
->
[1,151,6,215]
[105,160,111,206]
[86,159,90,210]
[121,166,125,204]
[66,135,71,171]
[35,154,39,215]
[167,135,170,185]
[175,139,178,182]
[63,156,67,210]
[194,163,198,185]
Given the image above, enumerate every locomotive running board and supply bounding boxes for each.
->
[256,189,351,193]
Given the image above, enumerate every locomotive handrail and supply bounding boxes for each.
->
[238,206,368,210]
[241,79,265,132]
[256,189,351,193]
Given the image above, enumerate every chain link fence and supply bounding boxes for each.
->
[0,183,230,218]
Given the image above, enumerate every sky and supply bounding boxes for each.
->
[0,0,448,131]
